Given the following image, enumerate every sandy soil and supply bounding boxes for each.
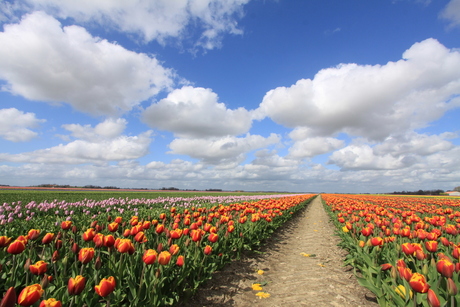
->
[178,195,379,307]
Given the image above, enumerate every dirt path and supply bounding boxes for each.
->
[179,195,379,307]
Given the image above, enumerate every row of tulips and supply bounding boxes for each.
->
[0,194,315,306]
[322,194,460,306]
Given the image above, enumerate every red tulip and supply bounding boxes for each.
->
[0,287,16,307]
[115,239,135,254]
[158,251,171,265]
[27,229,40,240]
[38,298,61,307]
[370,237,383,247]
[401,243,415,256]
[104,235,115,248]
[134,231,147,243]
[78,248,95,264]
[142,249,157,265]
[155,224,165,234]
[190,230,202,242]
[29,261,48,276]
[108,222,119,232]
[169,244,180,256]
[41,233,54,245]
[7,240,26,255]
[60,221,72,230]
[427,289,440,307]
[0,236,12,248]
[425,241,438,253]
[436,258,454,278]
[208,233,219,243]
[380,263,392,271]
[67,275,86,295]
[82,228,95,242]
[114,216,122,223]
[204,245,212,255]
[94,276,116,297]
[176,255,184,267]
[169,229,182,240]
[92,233,104,248]
[409,273,430,293]
[17,284,44,307]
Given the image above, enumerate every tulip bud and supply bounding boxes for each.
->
[95,256,102,270]
[107,216,112,222]
[40,274,50,289]
[422,263,429,275]
[72,225,77,234]
[24,258,32,271]
[0,287,17,307]
[52,251,59,263]
[447,278,458,296]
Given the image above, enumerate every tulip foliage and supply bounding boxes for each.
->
[0,193,314,306]
[323,194,460,306]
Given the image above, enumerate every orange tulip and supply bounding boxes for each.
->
[425,241,438,253]
[114,216,122,223]
[401,243,415,256]
[380,263,392,271]
[134,231,147,243]
[92,233,104,248]
[7,240,26,255]
[155,224,165,234]
[169,229,182,239]
[158,251,171,265]
[17,284,44,307]
[370,237,383,247]
[29,261,48,275]
[41,233,54,245]
[38,298,61,307]
[409,273,430,293]
[68,275,86,295]
[94,276,116,297]
[78,248,95,264]
[108,222,119,232]
[142,249,157,265]
[436,258,454,278]
[169,244,180,256]
[115,239,135,254]
[190,229,202,242]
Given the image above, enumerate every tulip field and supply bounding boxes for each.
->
[0,192,315,306]
[323,193,460,307]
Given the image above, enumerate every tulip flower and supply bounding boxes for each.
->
[0,236,12,248]
[380,263,392,271]
[82,228,95,242]
[436,258,454,278]
[108,222,119,232]
[143,249,158,265]
[176,255,185,267]
[17,284,44,307]
[94,276,116,297]
[92,233,104,248]
[104,235,115,248]
[158,251,171,265]
[114,216,122,223]
[427,289,440,307]
[447,277,458,296]
[7,240,26,255]
[208,233,219,243]
[401,243,415,256]
[61,221,72,230]
[155,224,165,234]
[0,287,16,307]
[169,229,182,240]
[204,245,213,255]
[68,275,86,295]
[29,261,48,276]
[78,248,95,264]
[370,237,383,247]
[190,230,202,242]
[169,244,180,256]
[115,239,135,254]
[41,233,54,245]
[27,229,40,240]
[425,240,438,253]
[134,231,147,243]
[38,298,61,307]
[409,273,430,293]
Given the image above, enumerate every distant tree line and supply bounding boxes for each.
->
[391,189,445,195]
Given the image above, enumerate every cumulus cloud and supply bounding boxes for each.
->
[0,119,152,164]
[168,133,280,165]
[142,86,253,138]
[0,108,45,142]
[374,133,454,157]
[287,128,345,159]
[255,38,460,141]
[11,0,250,50]
[0,11,175,116]
[440,0,460,28]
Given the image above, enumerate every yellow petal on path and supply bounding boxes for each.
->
[257,269,264,275]
[256,292,271,299]
[317,263,325,267]
[314,230,318,232]
[252,283,263,291]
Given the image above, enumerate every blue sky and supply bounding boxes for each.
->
[0,0,460,193]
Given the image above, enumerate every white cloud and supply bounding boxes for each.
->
[287,130,345,159]
[0,108,45,142]
[256,38,460,141]
[168,133,281,165]
[374,133,454,157]
[142,86,253,138]
[440,0,460,28]
[0,11,175,116]
[13,0,250,50]
[0,119,152,164]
